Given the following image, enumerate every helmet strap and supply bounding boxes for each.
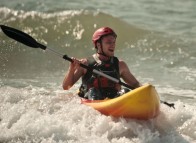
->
[97,42,111,59]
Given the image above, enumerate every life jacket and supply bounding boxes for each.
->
[78,54,120,99]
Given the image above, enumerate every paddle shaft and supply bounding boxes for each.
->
[45,47,133,89]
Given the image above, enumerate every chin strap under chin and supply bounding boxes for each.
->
[97,43,110,59]
[97,52,109,58]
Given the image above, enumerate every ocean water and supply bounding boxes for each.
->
[0,0,196,142]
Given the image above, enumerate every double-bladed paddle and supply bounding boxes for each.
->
[0,25,175,108]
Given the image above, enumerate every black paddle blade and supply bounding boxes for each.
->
[0,25,46,50]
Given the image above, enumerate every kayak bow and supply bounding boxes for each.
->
[81,84,160,120]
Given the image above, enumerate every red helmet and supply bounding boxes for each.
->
[92,27,117,47]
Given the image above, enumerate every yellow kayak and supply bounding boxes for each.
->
[81,84,160,120]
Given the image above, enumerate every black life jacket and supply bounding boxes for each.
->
[78,54,120,99]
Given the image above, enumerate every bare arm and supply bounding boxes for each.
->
[119,60,141,89]
[62,58,87,90]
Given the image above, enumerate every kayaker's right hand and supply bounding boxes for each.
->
[69,57,80,71]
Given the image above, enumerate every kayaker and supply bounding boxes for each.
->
[63,27,141,100]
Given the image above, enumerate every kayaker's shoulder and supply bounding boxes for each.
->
[118,59,128,68]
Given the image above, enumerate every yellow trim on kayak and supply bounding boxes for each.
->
[81,84,160,120]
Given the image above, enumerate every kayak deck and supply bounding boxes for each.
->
[81,84,160,120]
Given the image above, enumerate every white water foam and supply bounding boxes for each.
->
[0,85,195,143]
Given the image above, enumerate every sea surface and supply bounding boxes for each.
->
[0,0,196,142]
